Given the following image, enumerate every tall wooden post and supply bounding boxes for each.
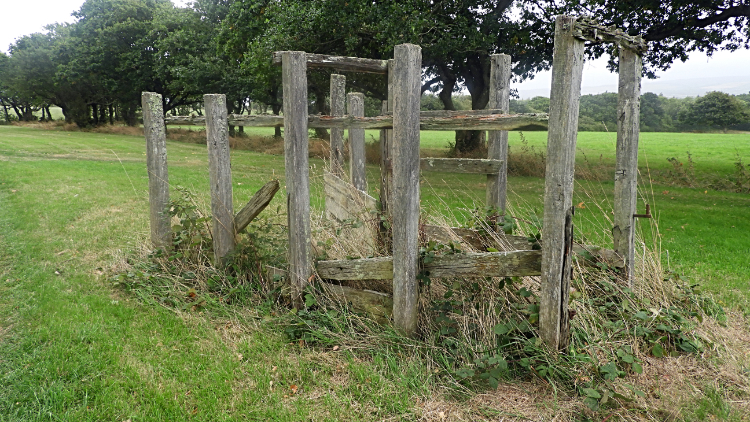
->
[391,44,421,337]
[614,47,642,288]
[141,92,171,251]
[281,51,311,308]
[347,92,367,191]
[330,74,346,178]
[378,61,395,253]
[540,16,584,351]
[205,94,235,264]
[380,60,394,220]
[486,54,511,218]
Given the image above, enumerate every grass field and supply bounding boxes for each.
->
[1,125,748,420]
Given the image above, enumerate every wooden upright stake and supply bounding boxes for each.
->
[391,44,421,337]
[330,74,346,178]
[141,92,171,251]
[614,47,642,288]
[540,16,584,351]
[205,94,235,264]
[486,54,511,218]
[380,60,394,221]
[347,92,366,191]
[281,51,311,308]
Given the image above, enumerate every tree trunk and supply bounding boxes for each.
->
[272,103,282,137]
[124,103,137,126]
[99,103,106,125]
[108,104,114,125]
[453,56,492,155]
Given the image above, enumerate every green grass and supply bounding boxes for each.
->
[408,130,750,178]
[0,125,748,420]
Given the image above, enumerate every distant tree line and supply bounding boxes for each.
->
[421,91,750,133]
[1,0,749,141]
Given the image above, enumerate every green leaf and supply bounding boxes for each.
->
[582,388,601,399]
[493,323,510,335]
[631,362,643,374]
[651,343,665,357]
[584,397,600,411]
[488,376,499,390]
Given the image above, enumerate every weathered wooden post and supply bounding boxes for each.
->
[613,46,642,288]
[486,54,512,218]
[205,94,235,264]
[380,60,394,221]
[540,16,584,351]
[330,74,346,178]
[391,44,421,337]
[141,91,171,251]
[281,51,311,308]
[347,92,367,191]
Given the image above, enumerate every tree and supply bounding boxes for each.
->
[679,91,750,131]
[576,1,750,77]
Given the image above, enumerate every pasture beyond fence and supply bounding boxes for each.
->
[143,15,647,350]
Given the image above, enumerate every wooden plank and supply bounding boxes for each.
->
[204,94,236,264]
[324,171,378,255]
[420,158,502,174]
[141,92,171,250]
[165,112,548,131]
[316,250,542,280]
[165,114,283,127]
[391,44,421,337]
[272,52,389,74]
[487,54,512,218]
[317,256,394,280]
[379,63,394,252]
[426,251,542,278]
[307,113,548,130]
[572,17,648,53]
[281,51,311,308]
[330,74,346,178]
[321,283,393,324]
[422,225,530,251]
[324,171,377,219]
[347,92,366,191]
[540,16,584,351]
[614,47,642,288]
[234,180,280,233]
[422,225,625,267]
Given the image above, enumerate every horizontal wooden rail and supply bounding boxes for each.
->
[166,112,548,131]
[573,17,647,53]
[422,225,625,268]
[316,250,542,281]
[420,158,502,174]
[272,52,389,74]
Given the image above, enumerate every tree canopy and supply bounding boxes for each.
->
[1,0,748,134]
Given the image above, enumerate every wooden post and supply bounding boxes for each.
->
[614,47,642,288]
[205,94,236,264]
[281,51,311,308]
[540,16,584,351]
[380,60,394,221]
[330,74,346,178]
[391,44,421,337]
[347,92,366,191]
[142,92,171,251]
[486,54,511,219]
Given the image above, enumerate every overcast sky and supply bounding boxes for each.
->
[2,0,749,99]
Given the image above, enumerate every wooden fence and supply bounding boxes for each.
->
[146,15,645,350]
